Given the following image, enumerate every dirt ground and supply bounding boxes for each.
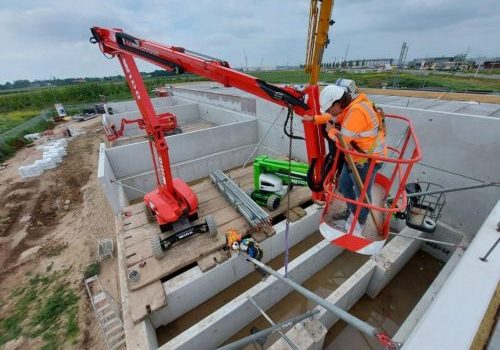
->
[0,119,119,350]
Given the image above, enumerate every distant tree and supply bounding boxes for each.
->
[12,79,31,88]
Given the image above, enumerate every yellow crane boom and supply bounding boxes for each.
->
[305,0,335,85]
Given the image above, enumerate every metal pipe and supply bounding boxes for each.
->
[389,232,466,248]
[247,296,299,350]
[215,309,319,350]
[404,182,499,198]
[109,179,147,194]
[245,256,395,345]
[210,169,270,227]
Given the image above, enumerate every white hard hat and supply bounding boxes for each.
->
[319,85,346,113]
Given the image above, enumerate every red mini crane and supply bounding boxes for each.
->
[90,26,420,259]
[90,27,328,256]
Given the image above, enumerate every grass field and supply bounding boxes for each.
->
[0,269,79,349]
[0,110,41,134]
[0,69,498,163]
[248,70,500,91]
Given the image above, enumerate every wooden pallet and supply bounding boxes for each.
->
[119,166,311,320]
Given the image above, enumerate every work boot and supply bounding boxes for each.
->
[345,213,364,236]
[332,209,350,221]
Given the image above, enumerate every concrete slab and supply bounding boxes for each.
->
[425,100,471,113]
[459,103,500,117]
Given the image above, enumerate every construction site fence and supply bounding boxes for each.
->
[0,102,96,162]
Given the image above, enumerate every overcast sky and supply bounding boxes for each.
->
[1,0,499,83]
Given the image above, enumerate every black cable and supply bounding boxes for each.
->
[283,106,305,141]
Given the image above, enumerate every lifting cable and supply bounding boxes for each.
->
[284,105,295,277]
[109,179,147,194]
[241,107,285,169]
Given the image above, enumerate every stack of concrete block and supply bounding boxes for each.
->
[18,138,68,178]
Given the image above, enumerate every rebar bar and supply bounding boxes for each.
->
[247,296,299,350]
[210,169,270,227]
[214,309,319,350]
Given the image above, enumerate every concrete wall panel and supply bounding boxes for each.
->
[97,143,123,214]
[378,102,500,235]
[150,205,323,327]
[160,240,343,350]
[108,96,176,114]
[106,120,257,179]
[121,145,256,201]
[197,103,254,124]
[107,103,199,137]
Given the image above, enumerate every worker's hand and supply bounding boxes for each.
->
[326,123,340,141]
[303,113,333,124]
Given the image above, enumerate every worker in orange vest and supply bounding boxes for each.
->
[304,85,386,234]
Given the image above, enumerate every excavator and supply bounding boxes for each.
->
[89,0,419,260]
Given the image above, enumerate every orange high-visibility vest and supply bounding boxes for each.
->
[339,94,386,163]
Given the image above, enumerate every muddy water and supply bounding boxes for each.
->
[323,251,443,350]
[226,250,369,349]
[156,231,325,345]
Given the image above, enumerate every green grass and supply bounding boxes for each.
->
[0,75,205,114]
[0,116,54,163]
[84,261,100,279]
[0,110,40,134]
[248,70,500,91]
[0,270,80,349]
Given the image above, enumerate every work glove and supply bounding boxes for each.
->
[303,113,333,125]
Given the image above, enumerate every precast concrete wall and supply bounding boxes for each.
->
[150,205,322,328]
[120,144,256,201]
[98,105,259,205]
[105,120,257,179]
[160,240,343,350]
[197,103,254,124]
[97,143,125,213]
[108,96,177,114]
[107,103,199,137]
[173,85,313,162]
[172,86,257,116]
[402,200,500,350]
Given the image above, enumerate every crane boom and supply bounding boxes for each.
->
[305,0,334,84]
[90,27,329,228]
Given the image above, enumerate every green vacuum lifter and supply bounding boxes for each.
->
[248,155,309,211]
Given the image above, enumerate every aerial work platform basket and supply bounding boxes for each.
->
[320,114,422,255]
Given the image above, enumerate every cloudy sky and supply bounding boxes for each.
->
[1,0,499,83]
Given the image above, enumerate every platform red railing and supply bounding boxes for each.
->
[320,114,422,255]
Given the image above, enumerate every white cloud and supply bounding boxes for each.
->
[0,0,499,83]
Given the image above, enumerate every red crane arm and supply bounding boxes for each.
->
[90,27,326,199]
[90,27,310,113]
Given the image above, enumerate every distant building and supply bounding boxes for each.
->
[275,65,300,71]
[482,57,500,70]
[341,58,393,69]
[407,56,463,70]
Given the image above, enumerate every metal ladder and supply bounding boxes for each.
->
[85,276,126,350]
